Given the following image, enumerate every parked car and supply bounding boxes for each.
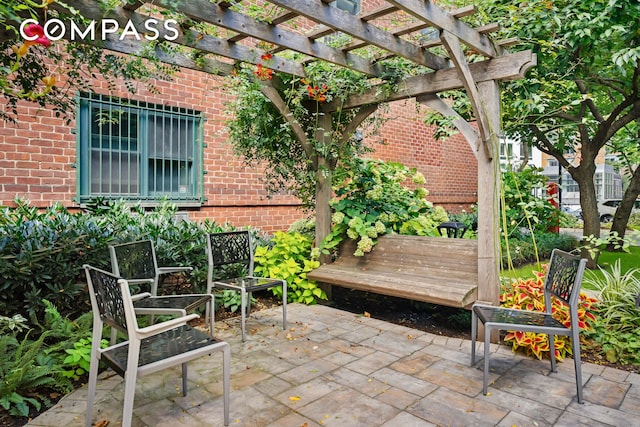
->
[561,205,583,220]
[597,199,640,223]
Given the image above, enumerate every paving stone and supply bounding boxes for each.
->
[375,386,421,410]
[563,400,635,426]
[389,352,438,375]
[345,350,400,375]
[583,375,630,408]
[323,366,391,397]
[476,388,563,425]
[273,376,344,409]
[359,330,429,357]
[264,412,321,427]
[380,411,437,426]
[408,386,509,427]
[296,386,399,426]
[372,367,439,397]
[415,358,487,397]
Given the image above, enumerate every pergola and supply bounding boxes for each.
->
[52,0,536,309]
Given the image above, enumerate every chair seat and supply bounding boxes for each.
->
[134,295,211,312]
[102,325,225,377]
[215,277,283,292]
[473,305,568,331]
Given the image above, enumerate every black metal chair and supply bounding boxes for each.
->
[83,265,230,427]
[471,249,588,403]
[206,231,287,341]
[109,240,213,337]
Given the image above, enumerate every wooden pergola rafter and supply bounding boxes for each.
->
[51,0,537,314]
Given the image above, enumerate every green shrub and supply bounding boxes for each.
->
[324,159,445,256]
[0,199,113,320]
[254,231,326,305]
[501,232,577,268]
[583,260,640,365]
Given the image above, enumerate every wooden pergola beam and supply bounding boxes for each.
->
[323,49,536,111]
[387,0,498,57]
[268,0,450,70]
[55,0,305,76]
[153,0,385,77]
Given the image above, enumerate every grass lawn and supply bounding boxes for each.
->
[500,246,640,291]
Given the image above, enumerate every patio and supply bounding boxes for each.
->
[28,303,639,427]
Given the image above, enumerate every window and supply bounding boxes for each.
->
[331,0,360,14]
[76,93,204,206]
[563,174,579,193]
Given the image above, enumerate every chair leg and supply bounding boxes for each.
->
[282,280,287,331]
[222,343,231,426]
[549,334,557,373]
[483,325,491,395]
[85,328,103,427]
[181,363,188,397]
[122,341,141,427]
[241,288,247,342]
[572,334,584,404]
[208,296,215,336]
[470,310,477,365]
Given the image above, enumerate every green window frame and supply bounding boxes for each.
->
[76,93,204,206]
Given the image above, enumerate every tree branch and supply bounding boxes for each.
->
[575,80,605,122]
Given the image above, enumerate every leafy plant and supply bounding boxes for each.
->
[0,330,71,418]
[323,159,447,256]
[215,289,255,313]
[582,260,640,365]
[60,337,108,381]
[254,231,326,305]
[500,266,597,360]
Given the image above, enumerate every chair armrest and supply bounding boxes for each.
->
[158,266,193,275]
[126,278,155,286]
[131,292,152,302]
[135,313,199,339]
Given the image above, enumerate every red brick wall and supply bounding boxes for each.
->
[374,100,478,213]
[1,64,477,232]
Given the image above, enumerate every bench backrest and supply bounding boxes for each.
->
[336,234,477,279]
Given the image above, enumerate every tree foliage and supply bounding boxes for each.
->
[438,0,640,264]
[1,0,177,123]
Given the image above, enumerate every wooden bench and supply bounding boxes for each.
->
[307,234,478,309]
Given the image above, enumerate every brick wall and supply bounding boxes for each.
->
[1,63,478,232]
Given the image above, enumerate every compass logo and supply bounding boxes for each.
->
[20,18,179,42]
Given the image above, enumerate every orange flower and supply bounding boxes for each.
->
[260,53,273,61]
[42,75,56,87]
[253,63,273,80]
[12,44,30,56]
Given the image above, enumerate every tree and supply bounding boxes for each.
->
[442,0,640,266]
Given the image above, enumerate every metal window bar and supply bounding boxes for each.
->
[79,93,202,204]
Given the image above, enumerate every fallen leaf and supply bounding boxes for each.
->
[94,420,110,427]
[363,311,370,318]
[289,395,301,401]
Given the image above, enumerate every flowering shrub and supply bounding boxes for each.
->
[323,159,447,256]
[501,266,598,360]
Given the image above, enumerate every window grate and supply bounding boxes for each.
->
[76,92,204,205]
